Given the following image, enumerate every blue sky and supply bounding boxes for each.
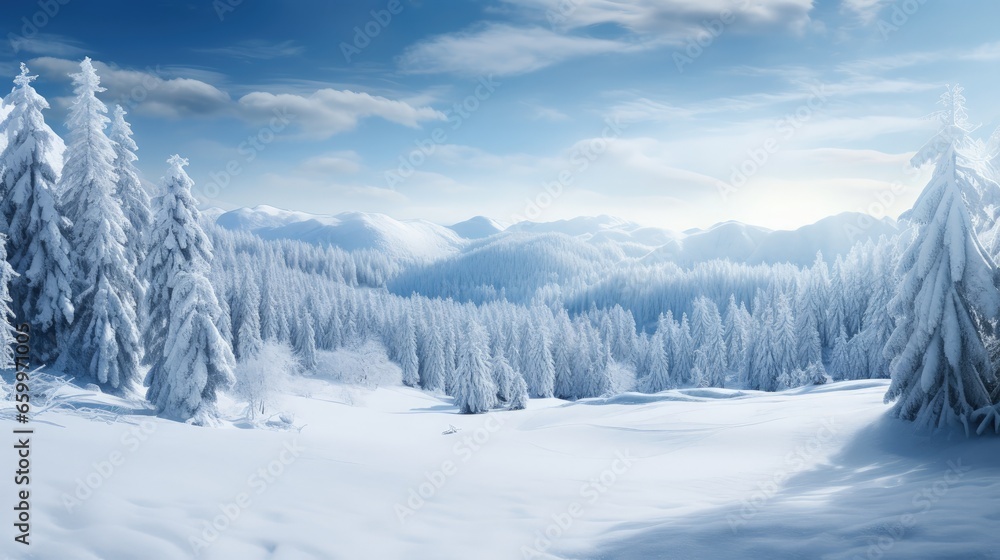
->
[3,0,1000,230]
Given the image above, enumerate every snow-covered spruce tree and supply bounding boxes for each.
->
[420,322,447,392]
[522,323,555,398]
[885,87,1000,434]
[640,330,672,393]
[691,296,727,387]
[0,235,18,370]
[109,105,151,274]
[0,64,74,362]
[491,343,527,410]
[855,240,897,379]
[143,156,235,422]
[723,296,751,382]
[551,315,576,399]
[671,314,694,386]
[294,309,318,371]
[396,312,420,387]
[453,321,497,414]
[795,306,823,370]
[157,270,237,422]
[232,272,263,361]
[58,58,143,390]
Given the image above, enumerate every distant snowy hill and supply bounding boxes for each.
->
[216,205,465,261]
[448,216,507,239]
[214,206,897,268]
[645,212,898,267]
[746,212,898,266]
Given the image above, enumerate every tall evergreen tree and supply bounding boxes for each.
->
[398,311,420,387]
[109,105,151,274]
[144,156,235,421]
[232,271,263,361]
[0,64,74,362]
[58,58,142,390]
[294,309,318,371]
[885,89,1000,433]
[453,320,497,414]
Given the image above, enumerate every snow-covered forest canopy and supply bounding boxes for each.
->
[3,60,1000,435]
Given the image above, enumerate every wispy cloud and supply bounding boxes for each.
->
[840,0,890,24]
[194,40,305,60]
[399,24,630,76]
[7,33,87,57]
[238,89,446,138]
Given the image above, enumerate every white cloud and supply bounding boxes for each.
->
[399,24,629,76]
[840,0,890,24]
[505,0,815,38]
[237,89,445,138]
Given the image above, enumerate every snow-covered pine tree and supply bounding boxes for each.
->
[885,87,1000,434]
[522,323,555,398]
[420,322,447,392]
[829,327,853,380]
[109,105,151,274]
[58,58,143,390]
[0,235,18,370]
[156,270,237,423]
[143,155,235,421]
[794,305,822,370]
[232,271,263,361]
[723,296,751,381]
[398,311,420,387]
[691,296,727,387]
[294,309,318,371]
[856,240,897,379]
[453,320,497,414]
[0,64,74,362]
[551,314,576,398]
[491,343,527,409]
[639,329,671,393]
[671,314,694,386]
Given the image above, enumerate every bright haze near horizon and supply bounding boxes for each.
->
[3,0,1000,231]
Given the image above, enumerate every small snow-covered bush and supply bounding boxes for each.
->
[318,339,402,389]
[607,361,636,395]
[233,341,296,420]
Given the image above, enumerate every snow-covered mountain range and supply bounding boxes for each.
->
[214,205,898,267]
